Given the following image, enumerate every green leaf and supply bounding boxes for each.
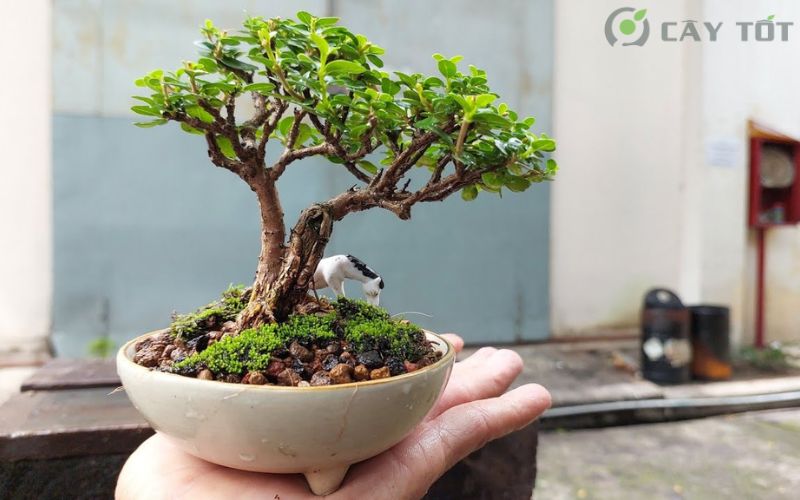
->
[532,139,556,152]
[380,78,400,95]
[197,57,218,72]
[242,82,276,93]
[219,56,257,72]
[296,11,314,25]
[634,9,647,21]
[131,105,160,117]
[324,60,366,76]
[461,185,478,201]
[505,176,531,192]
[311,33,330,65]
[180,122,205,135]
[277,115,294,137]
[437,59,457,79]
[357,160,378,174]
[452,95,475,115]
[185,105,214,123]
[367,54,384,68]
[215,136,236,159]
[473,112,511,129]
[134,119,167,128]
[317,16,339,28]
[481,172,504,189]
[475,94,497,108]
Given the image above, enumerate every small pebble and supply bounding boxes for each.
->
[289,341,313,362]
[197,369,214,380]
[370,366,391,380]
[310,371,332,386]
[133,346,163,368]
[326,342,341,355]
[162,344,176,359]
[385,357,407,376]
[248,372,268,385]
[223,374,241,384]
[277,368,302,386]
[357,350,383,369]
[354,364,370,381]
[329,363,354,384]
[221,321,237,333]
[266,359,285,377]
[298,380,310,387]
[170,348,187,362]
[403,360,419,373]
[323,354,340,371]
[309,358,323,374]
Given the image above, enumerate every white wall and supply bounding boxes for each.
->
[552,0,800,346]
[701,0,800,345]
[0,0,52,361]
[551,0,698,336]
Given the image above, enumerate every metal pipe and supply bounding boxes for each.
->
[541,390,800,429]
[755,226,766,348]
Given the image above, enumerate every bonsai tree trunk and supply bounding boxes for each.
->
[238,174,334,329]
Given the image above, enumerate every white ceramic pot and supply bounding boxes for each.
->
[117,331,455,495]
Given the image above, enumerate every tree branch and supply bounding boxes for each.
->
[375,121,458,191]
[257,100,288,161]
[271,144,334,179]
[308,114,372,184]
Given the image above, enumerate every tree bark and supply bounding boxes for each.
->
[238,191,334,328]
[237,176,288,328]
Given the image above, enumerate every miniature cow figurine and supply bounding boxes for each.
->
[313,255,384,305]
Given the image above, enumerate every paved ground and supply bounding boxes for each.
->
[536,408,800,499]
[464,339,800,408]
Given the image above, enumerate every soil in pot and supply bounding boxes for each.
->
[132,288,441,386]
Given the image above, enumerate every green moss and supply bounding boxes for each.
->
[344,318,427,361]
[333,297,390,322]
[173,297,429,376]
[276,312,337,343]
[176,323,282,374]
[170,285,248,340]
[175,313,337,374]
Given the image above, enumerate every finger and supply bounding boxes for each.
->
[428,348,523,419]
[341,384,551,500]
[439,333,464,353]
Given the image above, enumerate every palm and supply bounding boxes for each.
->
[116,335,551,499]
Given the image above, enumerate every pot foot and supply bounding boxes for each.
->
[304,465,350,496]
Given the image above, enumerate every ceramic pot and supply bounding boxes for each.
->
[117,331,455,495]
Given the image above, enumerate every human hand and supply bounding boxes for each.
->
[116,334,551,499]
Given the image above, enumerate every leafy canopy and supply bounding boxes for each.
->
[132,11,556,200]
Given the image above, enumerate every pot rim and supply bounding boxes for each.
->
[117,329,455,392]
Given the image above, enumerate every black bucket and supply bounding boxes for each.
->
[641,289,691,384]
[689,305,732,380]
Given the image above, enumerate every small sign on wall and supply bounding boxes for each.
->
[705,137,742,168]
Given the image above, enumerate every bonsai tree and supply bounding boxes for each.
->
[132,11,557,330]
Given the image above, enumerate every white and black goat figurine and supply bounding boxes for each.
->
[312,255,384,306]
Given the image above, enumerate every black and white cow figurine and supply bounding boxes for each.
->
[312,255,384,305]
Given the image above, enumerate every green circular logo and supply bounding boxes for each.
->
[605,7,650,46]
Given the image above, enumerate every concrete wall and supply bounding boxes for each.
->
[551,0,800,346]
[0,1,52,362]
[52,0,555,355]
[551,0,698,337]
[700,0,800,344]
